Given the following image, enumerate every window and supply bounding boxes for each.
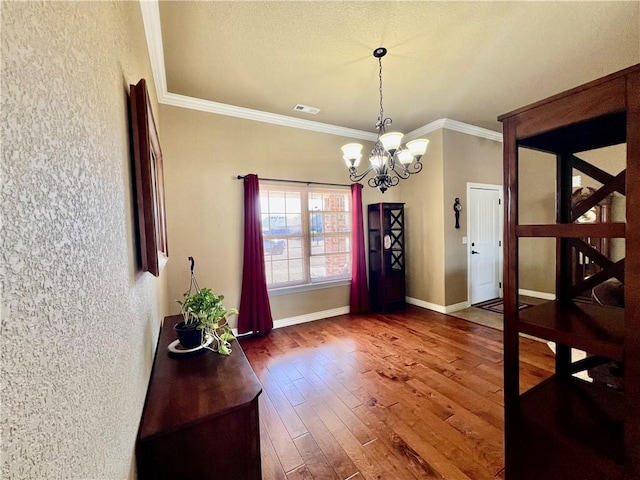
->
[260,182,351,289]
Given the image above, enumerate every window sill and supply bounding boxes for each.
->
[268,279,351,297]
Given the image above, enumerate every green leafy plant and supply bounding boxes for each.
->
[177,287,238,355]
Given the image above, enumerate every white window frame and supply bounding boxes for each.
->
[260,182,352,292]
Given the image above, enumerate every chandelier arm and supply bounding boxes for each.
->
[349,164,375,183]
[390,159,423,178]
[405,161,424,175]
[390,162,411,179]
[367,176,381,189]
[383,174,400,191]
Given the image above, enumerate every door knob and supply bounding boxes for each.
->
[471,250,479,254]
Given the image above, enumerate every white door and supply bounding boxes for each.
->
[468,184,502,304]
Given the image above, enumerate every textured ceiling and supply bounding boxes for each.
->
[159,1,639,133]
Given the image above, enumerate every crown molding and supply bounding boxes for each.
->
[139,0,167,98]
[162,93,378,141]
[138,0,503,143]
[407,118,503,143]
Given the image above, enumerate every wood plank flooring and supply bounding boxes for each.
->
[239,305,555,480]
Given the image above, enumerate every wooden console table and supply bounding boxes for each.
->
[136,315,262,480]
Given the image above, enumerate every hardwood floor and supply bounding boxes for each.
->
[239,305,555,480]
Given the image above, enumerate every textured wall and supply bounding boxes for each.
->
[1,2,167,478]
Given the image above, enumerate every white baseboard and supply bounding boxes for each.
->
[406,297,469,314]
[233,297,474,337]
[273,306,350,329]
[444,301,471,313]
[519,289,555,300]
[406,296,446,313]
[232,306,350,336]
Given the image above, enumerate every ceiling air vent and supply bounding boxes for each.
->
[293,104,320,115]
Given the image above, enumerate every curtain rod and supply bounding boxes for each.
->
[236,175,350,188]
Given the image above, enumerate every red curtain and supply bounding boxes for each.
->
[238,174,273,334]
[350,183,369,313]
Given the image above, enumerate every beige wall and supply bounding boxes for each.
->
[518,148,557,293]
[442,129,503,305]
[400,129,503,308]
[160,104,390,324]
[401,130,446,306]
[1,2,167,479]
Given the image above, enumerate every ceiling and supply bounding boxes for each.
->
[154,1,639,136]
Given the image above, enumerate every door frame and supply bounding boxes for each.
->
[466,182,504,304]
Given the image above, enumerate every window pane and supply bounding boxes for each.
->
[310,236,324,255]
[288,259,304,282]
[287,237,303,259]
[264,238,286,256]
[324,212,350,233]
[268,258,304,286]
[310,211,322,234]
[264,259,273,284]
[260,194,269,213]
[261,184,351,287]
[269,191,286,212]
[270,260,288,284]
[311,235,350,255]
[322,192,349,212]
[325,235,350,254]
[285,214,302,235]
[286,192,302,213]
[311,253,350,280]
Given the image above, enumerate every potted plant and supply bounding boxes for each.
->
[176,287,238,355]
[174,256,238,355]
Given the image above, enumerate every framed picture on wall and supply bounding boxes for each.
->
[130,78,168,276]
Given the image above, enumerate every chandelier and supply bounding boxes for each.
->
[342,47,429,193]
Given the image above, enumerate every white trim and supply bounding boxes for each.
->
[404,119,448,140]
[139,0,503,143]
[467,183,504,306]
[443,119,503,143]
[406,297,468,314]
[406,297,445,313]
[232,306,349,336]
[273,306,349,329]
[162,93,378,140]
[444,301,471,313]
[268,280,350,297]
[407,119,502,143]
[519,289,556,300]
[139,1,168,99]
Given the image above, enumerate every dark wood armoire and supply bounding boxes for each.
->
[368,202,406,313]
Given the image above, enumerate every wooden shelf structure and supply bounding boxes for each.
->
[499,64,640,479]
[518,301,624,362]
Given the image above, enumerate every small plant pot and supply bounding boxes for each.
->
[174,321,203,348]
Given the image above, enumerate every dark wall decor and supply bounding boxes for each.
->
[130,79,168,276]
[453,197,462,229]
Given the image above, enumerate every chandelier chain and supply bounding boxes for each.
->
[378,56,384,127]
